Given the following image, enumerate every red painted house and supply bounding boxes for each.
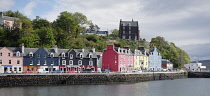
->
[102,45,134,72]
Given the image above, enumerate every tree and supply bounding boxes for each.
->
[32,16,50,29]
[110,29,119,38]
[36,27,56,48]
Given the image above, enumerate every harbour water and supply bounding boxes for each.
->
[0,78,209,96]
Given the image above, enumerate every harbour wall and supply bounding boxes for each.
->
[188,72,210,78]
[0,72,187,87]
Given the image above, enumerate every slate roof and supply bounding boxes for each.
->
[73,49,98,58]
[96,31,107,34]
[113,47,133,55]
[1,16,20,21]
[120,20,138,27]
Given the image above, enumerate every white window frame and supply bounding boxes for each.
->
[30,60,33,65]
[0,60,2,64]
[78,60,82,65]
[19,67,21,71]
[69,60,73,65]
[8,53,11,56]
[62,52,65,58]
[37,60,40,65]
[80,54,83,59]
[51,60,54,65]
[16,51,20,57]
[38,54,40,58]
[70,54,73,59]
[29,52,33,57]
[62,60,66,65]
[44,60,47,65]
[50,53,54,58]
[89,54,92,58]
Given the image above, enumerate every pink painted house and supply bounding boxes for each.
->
[102,45,134,72]
[0,47,23,73]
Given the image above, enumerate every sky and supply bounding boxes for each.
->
[0,0,210,61]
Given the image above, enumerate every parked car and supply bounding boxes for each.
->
[66,70,76,73]
[37,69,49,73]
[102,69,110,73]
[22,71,33,73]
[51,70,62,73]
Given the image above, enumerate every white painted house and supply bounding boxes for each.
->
[184,62,206,72]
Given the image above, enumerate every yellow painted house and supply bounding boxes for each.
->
[132,49,149,70]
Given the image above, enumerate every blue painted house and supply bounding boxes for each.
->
[23,47,59,72]
[148,47,162,71]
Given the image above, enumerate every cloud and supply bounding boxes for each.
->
[0,0,15,11]
[40,0,210,60]
[23,1,37,17]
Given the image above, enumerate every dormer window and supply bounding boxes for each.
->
[70,54,73,59]
[50,53,54,58]
[62,52,65,58]
[29,52,33,57]
[89,61,93,66]
[16,51,20,57]
[80,53,83,59]
[89,54,92,58]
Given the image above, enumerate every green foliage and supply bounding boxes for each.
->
[32,16,50,29]
[150,36,191,68]
[109,29,119,38]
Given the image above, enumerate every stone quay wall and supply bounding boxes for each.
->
[188,72,210,78]
[0,72,187,87]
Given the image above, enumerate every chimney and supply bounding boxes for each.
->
[53,45,58,53]
[82,48,84,52]
[92,47,95,53]
[0,12,3,18]
[107,45,114,50]
[21,43,24,53]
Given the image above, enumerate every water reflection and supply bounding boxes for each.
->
[0,79,210,96]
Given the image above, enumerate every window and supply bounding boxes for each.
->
[114,55,117,59]
[14,67,17,71]
[17,60,20,64]
[51,60,54,65]
[78,60,82,65]
[123,31,125,34]
[16,51,20,57]
[69,60,73,65]
[62,60,66,65]
[38,54,40,58]
[89,54,92,58]
[37,60,40,65]
[0,60,2,64]
[123,27,125,30]
[129,27,131,30]
[10,67,12,71]
[62,53,65,58]
[44,54,46,58]
[44,60,47,65]
[9,60,11,64]
[115,60,117,64]
[50,53,54,58]
[80,54,83,59]
[8,53,11,56]
[30,60,33,65]
[29,52,33,57]
[70,54,73,59]
[19,67,21,71]
[89,61,93,66]
[0,52,2,56]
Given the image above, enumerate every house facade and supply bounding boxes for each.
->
[0,47,23,73]
[148,47,162,71]
[184,62,206,72]
[162,59,173,70]
[23,48,59,73]
[0,12,22,29]
[58,48,98,73]
[119,19,140,41]
[102,45,134,72]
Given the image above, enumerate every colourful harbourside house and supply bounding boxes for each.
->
[162,59,173,71]
[23,47,59,73]
[0,47,23,73]
[131,48,149,71]
[102,45,134,72]
[148,47,162,71]
[58,48,98,73]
